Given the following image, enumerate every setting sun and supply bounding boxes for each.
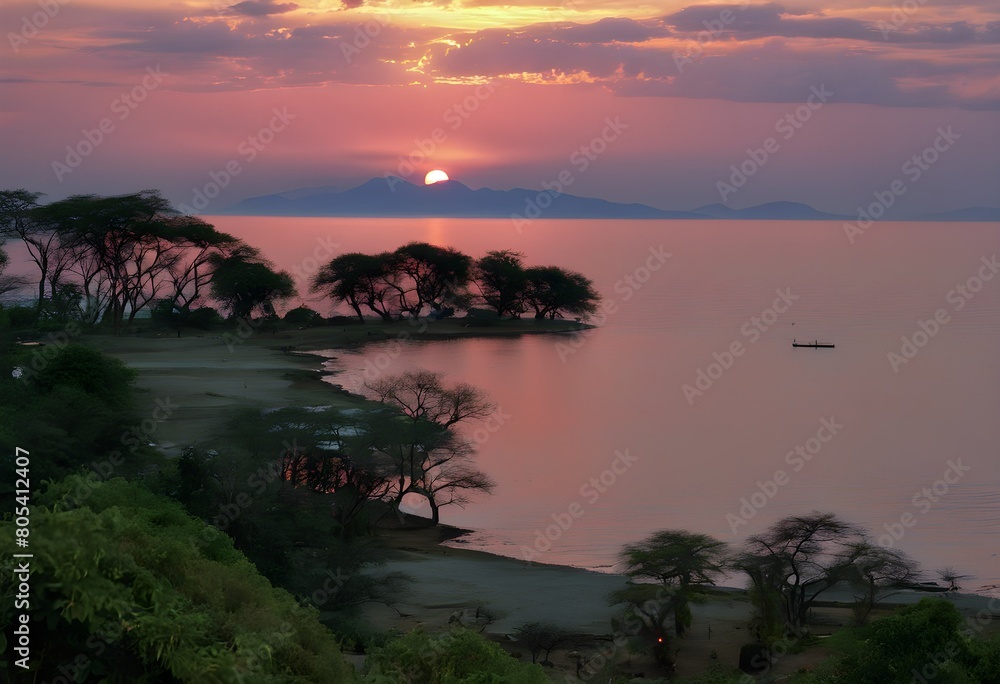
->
[424,169,449,185]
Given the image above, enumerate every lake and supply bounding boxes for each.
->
[221,217,1000,594]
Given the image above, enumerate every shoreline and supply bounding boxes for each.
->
[94,322,1000,611]
[93,322,1000,679]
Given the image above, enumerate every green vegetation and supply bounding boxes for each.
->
[0,342,146,491]
[1,476,356,683]
[363,628,547,683]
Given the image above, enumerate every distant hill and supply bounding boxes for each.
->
[912,207,1000,222]
[216,180,994,221]
[219,178,702,219]
[693,202,851,221]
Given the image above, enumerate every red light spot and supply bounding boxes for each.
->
[657,638,663,643]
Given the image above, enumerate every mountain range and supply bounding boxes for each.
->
[217,178,1000,222]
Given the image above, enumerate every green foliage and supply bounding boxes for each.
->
[834,599,969,682]
[3,306,36,330]
[0,476,356,683]
[612,528,727,655]
[794,599,1000,684]
[30,343,136,408]
[671,663,748,683]
[363,628,547,683]
[966,629,1000,682]
[0,342,144,490]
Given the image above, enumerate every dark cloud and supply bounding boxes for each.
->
[662,3,1000,44]
[228,0,300,16]
[13,1,998,109]
[546,17,670,43]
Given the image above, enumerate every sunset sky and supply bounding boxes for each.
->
[2,0,998,214]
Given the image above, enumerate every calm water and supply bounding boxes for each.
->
[212,217,1000,594]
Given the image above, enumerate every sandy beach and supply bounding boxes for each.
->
[95,322,1000,681]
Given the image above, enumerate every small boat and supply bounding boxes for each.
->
[792,339,835,349]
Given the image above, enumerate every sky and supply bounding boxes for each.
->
[1,0,998,214]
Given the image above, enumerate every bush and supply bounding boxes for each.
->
[284,306,323,326]
[30,343,136,408]
[828,599,973,683]
[364,627,547,683]
[186,307,222,329]
[5,305,36,329]
[0,476,357,683]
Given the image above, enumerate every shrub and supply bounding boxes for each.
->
[284,306,323,326]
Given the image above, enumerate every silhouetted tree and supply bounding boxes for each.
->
[475,250,528,318]
[734,512,869,632]
[524,265,599,320]
[843,543,921,625]
[34,190,214,331]
[363,370,496,524]
[311,252,397,322]
[209,246,295,320]
[0,190,57,314]
[389,242,473,317]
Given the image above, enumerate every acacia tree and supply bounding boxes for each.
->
[843,542,921,625]
[35,191,215,331]
[524,265,600,320]
[0,190,54,314]
[475,250,528,318]
[615,530,728,638]
[388,242,473,317]
[209,246,296,320]
[734,512,869,633]
[311,252,397,322]
[363,370,496,524]
[165,221,240,315]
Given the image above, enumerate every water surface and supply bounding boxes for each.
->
[209,216,1000,595]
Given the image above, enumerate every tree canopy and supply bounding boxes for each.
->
[312,242,599,322]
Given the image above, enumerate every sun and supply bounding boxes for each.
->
[424,169,449,185]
